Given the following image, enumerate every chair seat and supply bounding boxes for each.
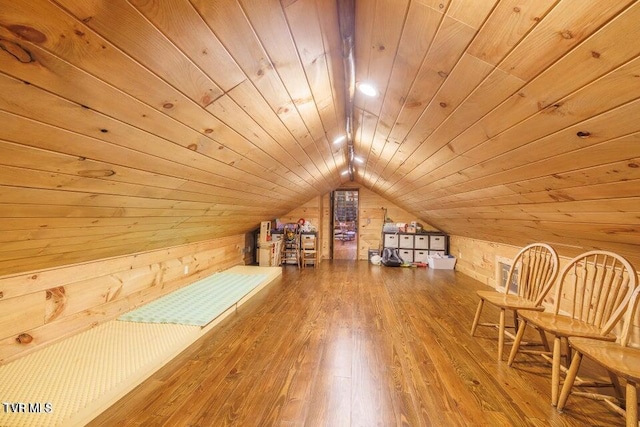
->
[476,290,545,311]
[568,337,640,381]
[519,311,617,340]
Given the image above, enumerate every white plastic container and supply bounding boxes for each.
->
[428,254,456,270]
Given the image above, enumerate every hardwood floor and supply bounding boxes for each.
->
[333,238,357,260]
[89,261,625,426]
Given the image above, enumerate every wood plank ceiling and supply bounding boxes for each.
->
[0,0,639,275]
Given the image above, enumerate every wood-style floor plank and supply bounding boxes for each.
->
[89,261,626,426]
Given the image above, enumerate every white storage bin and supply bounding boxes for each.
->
[428,255,456,270]
[384,233,399,248]
[414,235,428,249]
[414,250,429,263]
[399,249,414,263]
[399,234,414,249]
[429,235,446,250]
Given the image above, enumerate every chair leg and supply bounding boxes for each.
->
[608,370,623,401]
[498,309,505,361]
[507,320,527,366]
[557,351,583,411]
[538,328,550,352]
[470,299,484,336]
[552,336,562,406]
[627,381,637,427]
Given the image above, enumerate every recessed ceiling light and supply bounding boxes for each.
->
[357,82,378,97]
[333,135,346,144]
[354,156,364,164]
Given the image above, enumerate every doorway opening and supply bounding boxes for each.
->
[332,189,358,260]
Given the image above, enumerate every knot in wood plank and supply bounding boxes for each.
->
[0,38,34,63]
[6,24,47,43]
[16,333,33,344]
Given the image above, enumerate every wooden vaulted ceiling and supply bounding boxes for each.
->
[0,0,639,275]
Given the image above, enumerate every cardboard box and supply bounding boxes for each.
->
[428,255,456,270]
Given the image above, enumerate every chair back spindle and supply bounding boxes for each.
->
[618,285,640,347]
[551,251,636,336]
[506,243,558,303]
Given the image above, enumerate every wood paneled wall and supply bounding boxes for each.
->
[362,187,436,258]
[280,185,438,261]
[0,234,246,365]
[322,193,332,260]
[277,196,323,233]
[450,235,520,287]
[353,185,438,260]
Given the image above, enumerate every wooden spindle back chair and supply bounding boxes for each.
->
[508,250,637,406]
[470,243,559,360]
[558,284,640,426]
